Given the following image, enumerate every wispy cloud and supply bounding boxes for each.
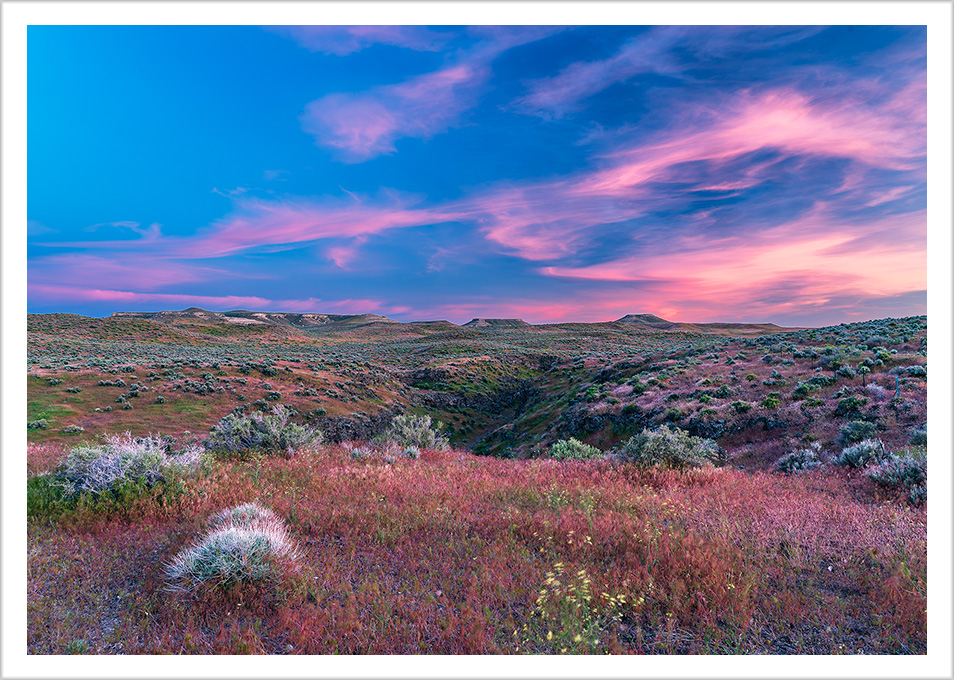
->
[475,83,925,261]
[184,192,458,259]
[514,27,686,118]
[514,26,827,119]
[267,25,451,56]
[301,63,484,162]
[300,27,562,162]
[28,254,226,291]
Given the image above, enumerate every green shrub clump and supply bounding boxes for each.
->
[616,425,719,469]
[834,396,868,417]
[165,503,299,593]
[836,420,878,447]
[548,438,603,461]
[28,419,48,430]
[775,443,824,474]
[206,406,321,459]
[376,414,448,450]
[834,438,889,469]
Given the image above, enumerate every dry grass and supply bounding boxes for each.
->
[27,442,925,654]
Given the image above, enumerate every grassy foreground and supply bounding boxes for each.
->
[27,442,925,655]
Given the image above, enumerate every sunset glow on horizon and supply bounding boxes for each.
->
[28,25,927,326]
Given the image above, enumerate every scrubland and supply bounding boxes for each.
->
[25,312,928,654]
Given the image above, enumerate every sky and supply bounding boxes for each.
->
[27,25,927,326]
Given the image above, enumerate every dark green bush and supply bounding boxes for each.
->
[730,400,751,414]
[836,420,878,447]
[909,423,927,446]
[834,396,868,417]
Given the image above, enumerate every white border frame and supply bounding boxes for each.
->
[3,3,951,678]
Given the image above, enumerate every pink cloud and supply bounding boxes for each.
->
[476,86,925,260]
[184,193,458,259]
[44,82,922,276]
[540,211,926,319]
[394,290,703,325]
[267,26,450,56]
[300,28,562,162]
[27,254,226,291]
[325,236,368,269]
[301,63,484,162]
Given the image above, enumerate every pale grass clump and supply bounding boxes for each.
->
[55,432,202,497]
[165,502,299,593]
[208,502,282,531]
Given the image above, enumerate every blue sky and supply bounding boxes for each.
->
[27,25,926,325]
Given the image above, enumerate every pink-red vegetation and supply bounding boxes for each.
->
[28,443,925,654]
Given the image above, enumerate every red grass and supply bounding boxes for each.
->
[27,443,926,654]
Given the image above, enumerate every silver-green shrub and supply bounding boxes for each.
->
[208,502,281,531]
[775,443,824,474]
[834,438,888,469]
[53,432,202,498]
[206,406,321,458]
[616,425,720,469]
[866,449,926,505]
[377,414,448,450]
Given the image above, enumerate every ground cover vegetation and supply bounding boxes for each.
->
[26,311,927,653]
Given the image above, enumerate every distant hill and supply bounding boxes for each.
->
[103,308,794,335]
[614,313,791,336]
[111,308,398,329]
[615,313,672,326]
[462,318,531,328]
